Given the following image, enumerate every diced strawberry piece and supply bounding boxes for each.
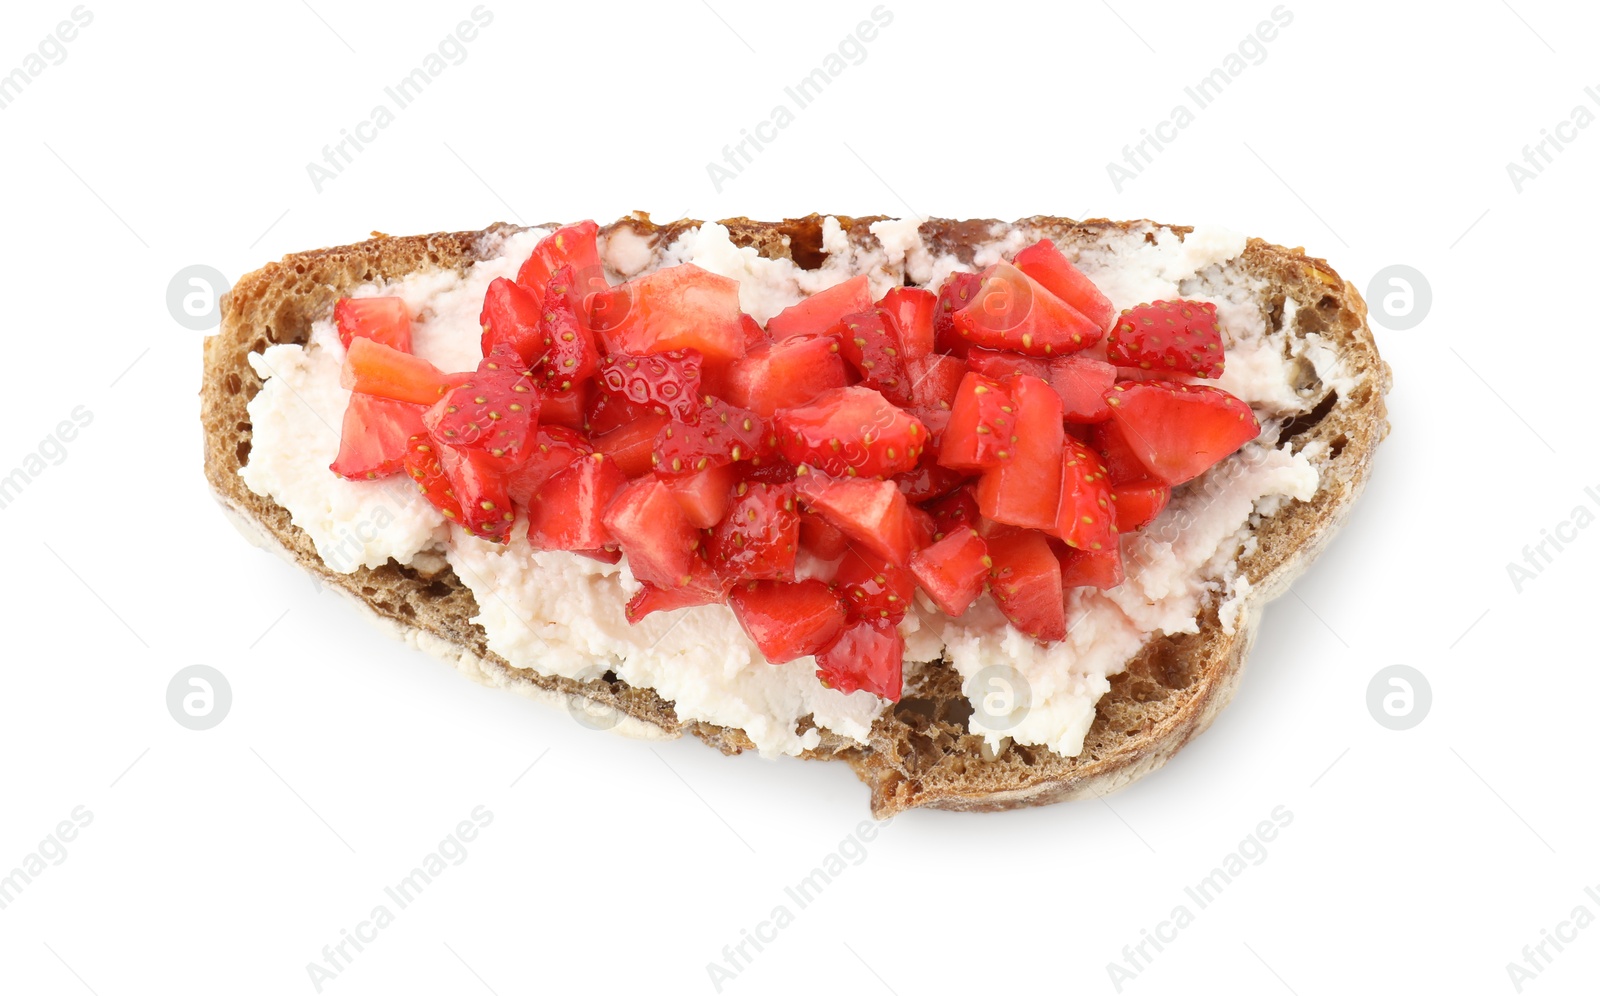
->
[910,403,952,452]
[1089,419,1150,485]
[907,505,936,548]
[592,263,747,365]
[906,352,967,409]
[798,507,850,560]
[708,482,800,581]
[1059,544,1125,590]
[938,372,1014,472]
[879,286,936,361]
[815,617,903,700]
[1105,381,1260,485]
[986,531,1066,641]
[516,221,605,302]
[505,425,592,509]
[934,271,983,356]
[893,449,968,503]
[1111,478,1171,532]
[1050,437,1116,551]
[602,477,704,587]
[479,277,547,365]
[727,579,847,663]
[1049,355,1117,423]
[540,382,589,430]
[342,338,465,406]
[953,263,1103,356]
[423,349,540,462]
[910,528,989,617]
[526,454,628,551]
[834,546,915,623]
[330,395,426,481]
[402,436,514,543]
[975,375,1064,531]
[964,347,1049,382]
[597,349,702,419]
[924,485,981,541]
[975,516,1021,541]
[739,313,768,350]
[592,411,673,478]
[775,386,926,479]
[585,385,651,435]
[829,307,912,406]
[580,546,624,565]
[724,335,850,418]
[766,274,872,340]
[663,463,741,528]
[1107,300,1225,379]
[654,397,776,476]
[625,554,730,623]
[794,474,916,568]
[1013,238,1116,334]
[334,297,412,352]
[539,265,601,392]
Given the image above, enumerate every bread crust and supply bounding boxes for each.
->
[201,215,1390,817]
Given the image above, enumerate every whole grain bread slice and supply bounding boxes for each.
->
[201,215,1390,817]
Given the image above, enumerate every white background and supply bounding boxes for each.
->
[1,1,1596,993]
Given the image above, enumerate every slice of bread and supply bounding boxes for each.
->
[201,215,1390,817]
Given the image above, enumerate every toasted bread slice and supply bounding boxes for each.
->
[201,215,1390,817]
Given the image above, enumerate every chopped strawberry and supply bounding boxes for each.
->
[934,271,983,356]
[910,528,990,617]
[592,410,673,478]
[834,546,915,623]
[516,221,605,303]
[1088,419,1150,485]
[423,349,540,461]
[330,395,426,481]
[334,297,413,352]
[654,397,776,476]
[1013,238,1116,333]
[709,482,800,581]
[505,425,592,509]
[924,486,981,541]
[1106,300,1225,379]
[893,449,968,503]
[342,338,465,406]
[625,554,730,623]
[767,274,872,340]
[592,263,747,364]
[661,463,741,528]
[1049,356,1117,423]
[938,372,1014,472]
[798,507,850,560]
[1105,380,1259,484]
[479,277,547,365]
[739,313,768,350]
[775,386,926,479]
[986,531,1066,641]
[539,265,601,392]
[952,263,1103,356]
[540,382,589,430]
[976,374,1065,530]
[879,286,936,360]
[1050,437,1116,551]
[794,474,917,568]
[815,617,903,700]
[597,349,702,419]
[964,347,1049,382]
[402,435,514,543]
[906,352,967,409]
[724,335,850,418]
[602,477,704,588]
[1059,544,1125,590]
[727,579,847,663]
[829,307,912,405]
[907,505,936,548]
[585,384,651,435]
[526,453,628,551]
[1112,478,1171,532]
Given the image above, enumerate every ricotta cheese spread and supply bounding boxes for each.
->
[239,218,1333,757]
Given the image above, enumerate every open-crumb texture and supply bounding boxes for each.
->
[201,214,1390,817]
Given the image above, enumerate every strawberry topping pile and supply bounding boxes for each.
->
[329,224,1262,702]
